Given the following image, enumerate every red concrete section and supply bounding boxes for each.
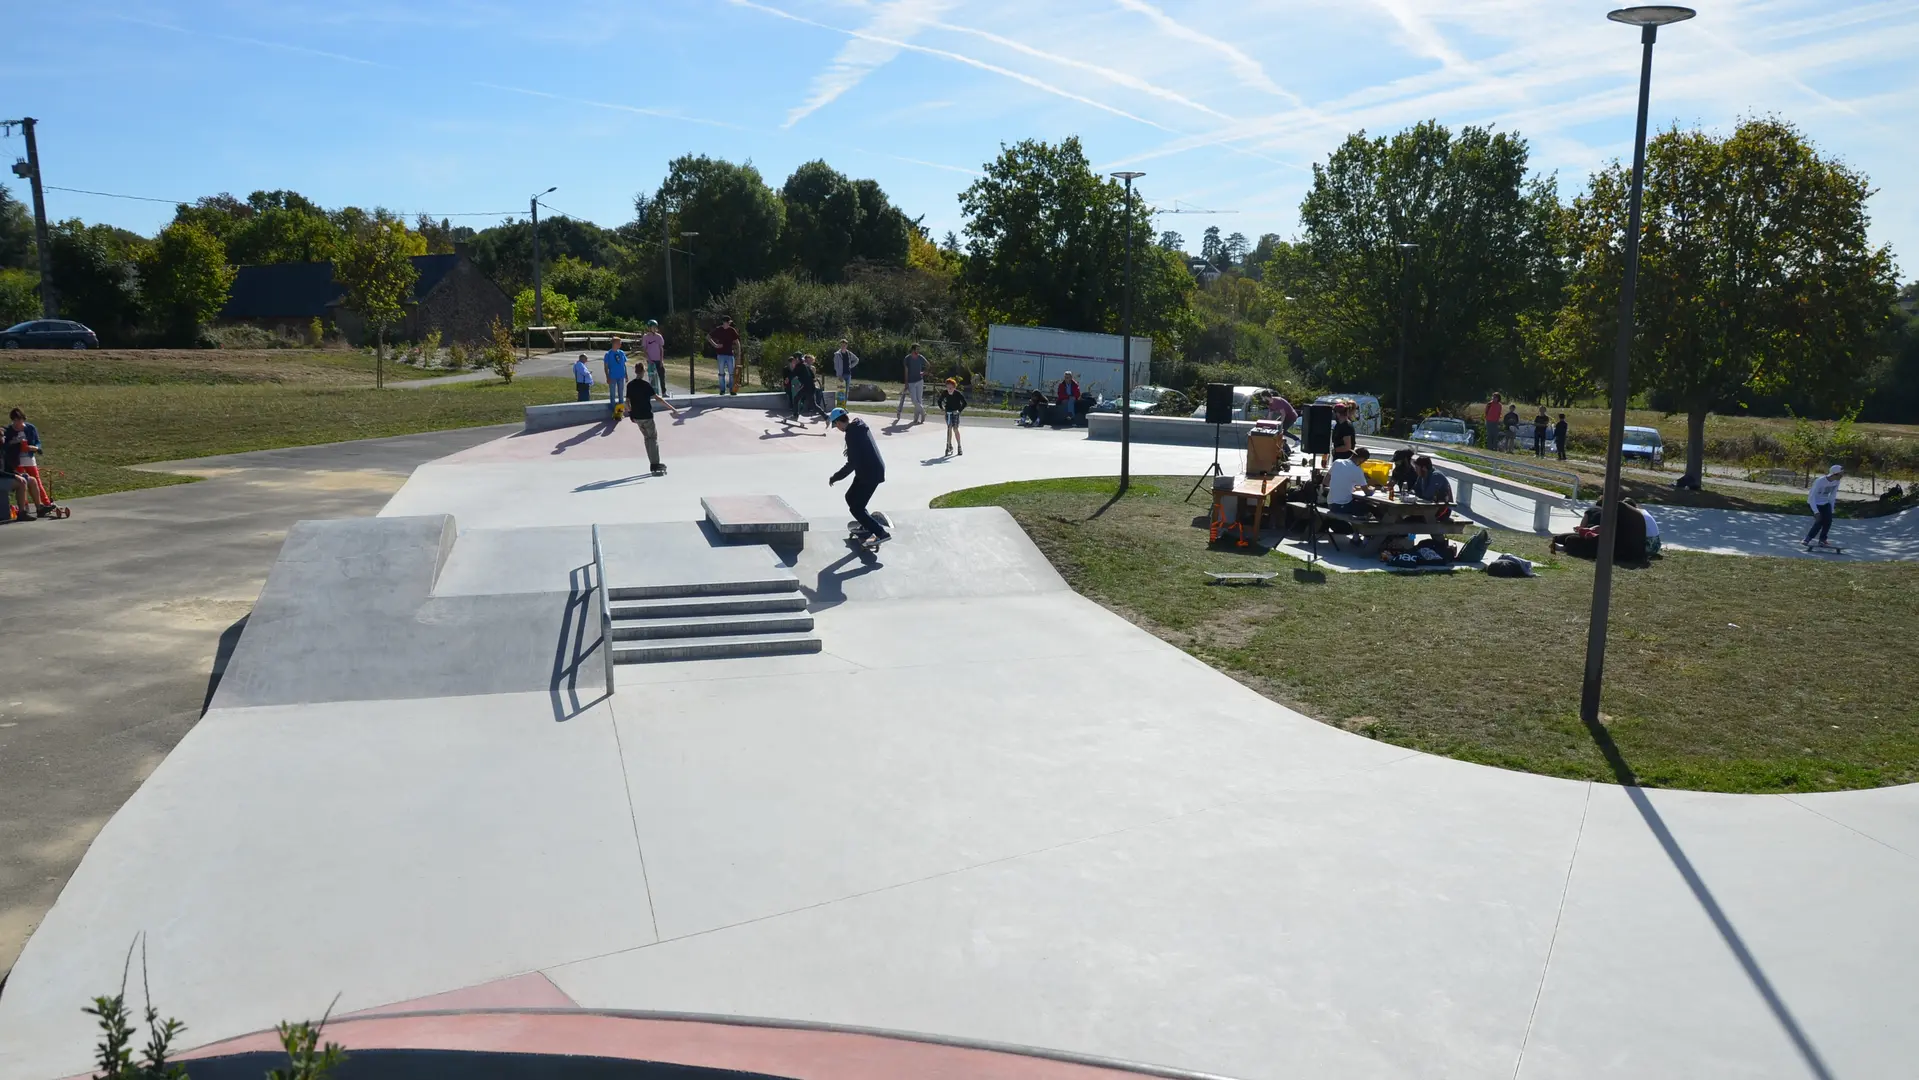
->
[172,1011,1208,1080]
[443,408,835,465]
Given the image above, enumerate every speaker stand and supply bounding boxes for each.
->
[1186,423,1227,502]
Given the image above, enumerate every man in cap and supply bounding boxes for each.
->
[639,319,668,398]
[1806,464,1844,549]
[828,408,890,542]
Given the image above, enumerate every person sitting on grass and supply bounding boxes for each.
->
[1625,497,1661,556]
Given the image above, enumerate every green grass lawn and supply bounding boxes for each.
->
[933,476,1919,794]
[9,375,577,499]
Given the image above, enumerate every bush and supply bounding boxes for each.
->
[0,268,40,326]
[483,318,519,382]
[447,341,470,369]
[201,324,303,349]
[419,328,443,366]
[309,316,326,345]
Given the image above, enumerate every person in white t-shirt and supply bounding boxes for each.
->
[1624,497,1660,556]
[1326,446,1371,507]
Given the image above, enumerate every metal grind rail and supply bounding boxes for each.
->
[592,524,615,694]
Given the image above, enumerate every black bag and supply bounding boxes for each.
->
[1458,529,1491,564]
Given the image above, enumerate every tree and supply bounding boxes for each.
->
[1558,118,1897,481]
[414,215,471,255]
[1200,226,1224,268]
[0,269,38,325]
[849,178,911,265]
[469,214,621,295]
[48,220,145,344]
[226,207,343,265]
[334,216,419,386]
[1157,231,1184,253]
[779,161,862,282]
[1859,282,1919,423]
[544,256,618,325]
[137,221,235,342]
[0,184,34,272]
[513,286,578,329]
[959,136,1196,350]
[1266,120,1562,419]
[1224,231,1250,266]
[1245,233,1284,281]
[654,155,785,305]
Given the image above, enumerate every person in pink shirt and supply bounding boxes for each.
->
[639,319,668,399]
[1484,393,1504,449]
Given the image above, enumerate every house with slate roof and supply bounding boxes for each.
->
[217,251,510,345]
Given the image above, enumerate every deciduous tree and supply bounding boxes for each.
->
[958,136,1196,351]
[334,216,419,386]
[779,161,862,283]
[48,220,145,344]
[654,155,785,305]
[137,221,235,342]
[1266,120,1561,419]
[1558,118,1897,481]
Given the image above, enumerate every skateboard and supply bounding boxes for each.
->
[650,463,667,476]
[845,511,891,549]
[1803,541,1847,555]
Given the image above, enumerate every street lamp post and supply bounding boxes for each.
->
[1395,241,1418,432]
[1111,171,1145,492]
[530,185,556,327]
[1580,5,1695,730]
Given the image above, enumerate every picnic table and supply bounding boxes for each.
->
[1213,467,1314,544]
[1317,490,1467,544]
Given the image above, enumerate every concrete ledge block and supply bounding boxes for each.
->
[524,401,613,433]
[702,494,809,540]
[1087,412,1257,447]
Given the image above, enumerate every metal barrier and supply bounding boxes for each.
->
[591,524,615,694]
[1371,438,1582,504]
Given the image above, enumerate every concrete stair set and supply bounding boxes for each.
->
[605,570,821,664]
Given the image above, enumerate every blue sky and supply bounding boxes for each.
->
[6,1,1916,275]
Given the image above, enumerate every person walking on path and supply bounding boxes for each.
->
[1484,393,1504,450]
[831,338,860,402]
[639,320,668,398]
[939,378,967,456]
[603,337,630,413]
[1805,465,1844,548]
[1532,408,1550,458]
[896,343,928,424]
[708,317,741,395]
[572,354,594,401]
[828,408,889,541]
[1057,371,1082,425]
[627,370,681,475]
[1553,413,1569,461]
[806,354,828,416]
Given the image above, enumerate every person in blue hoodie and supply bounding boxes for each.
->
[827,407,889,542]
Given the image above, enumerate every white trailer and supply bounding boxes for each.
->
[985,324,1151,403]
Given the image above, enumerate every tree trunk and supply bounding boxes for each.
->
[376,327,385,390]
[1683,407,1707,487]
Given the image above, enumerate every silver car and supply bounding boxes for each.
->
[1410,417,1474,446]
[1621,425,1665,466]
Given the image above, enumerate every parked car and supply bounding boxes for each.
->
[1189,385,1270,423]
[1621,425,1665,467]
[0,319,99,349]
[1410,417,1474,447]
[1096,384,1178,414]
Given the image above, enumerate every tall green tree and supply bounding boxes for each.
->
[654,155,784,306]
[849,178,911,266]
[1266,120,1562,419]
[138,221,235,343]
[1558,118,1897,481]
[1199,226,1224,269]
[48,220,146,344]
[226,207,343,265]
[959,136,1195,350]
[334,217,419,386]
[0,184,35,271]
[1157,230,1184,253]
[779,161,862,283]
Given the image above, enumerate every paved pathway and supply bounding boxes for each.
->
[3,410,1914,1080]
[0,426,514,984]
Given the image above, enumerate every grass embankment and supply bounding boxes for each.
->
[933,476,1919,794]
[2,350,575,498]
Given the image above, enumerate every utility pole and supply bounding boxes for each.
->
[1111,171,1145,492]
[682,232,700,393]
[662,202,675,318]
[529,185,555,328]
[4,117,57,317]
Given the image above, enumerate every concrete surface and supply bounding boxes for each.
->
[0,424,513,983]
[700,494,807,539]
[4,413,1917,1080]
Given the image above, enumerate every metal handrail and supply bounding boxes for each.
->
[1370,436,1582,503]
[591,524,615,694]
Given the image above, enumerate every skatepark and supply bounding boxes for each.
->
[2,400,1915,1080]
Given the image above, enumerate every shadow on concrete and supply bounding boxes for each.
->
[799,547,884,612]
[552,419,620,455]
[1579,716,1835,1080]
[550,564,608,723]
[919,456,953,466]
[199,614,250,715]
[574,475,654,493]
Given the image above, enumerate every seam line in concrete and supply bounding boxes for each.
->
[1779,794,1916,862]
[607,703,662,943]
[1511,780,1593,1080]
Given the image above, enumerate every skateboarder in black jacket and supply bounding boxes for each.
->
[828,408,889,541]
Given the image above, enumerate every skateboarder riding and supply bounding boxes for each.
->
[828,407,890,543]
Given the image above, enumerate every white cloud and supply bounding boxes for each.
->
[783,0,955,127]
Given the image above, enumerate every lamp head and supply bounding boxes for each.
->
[1110,170,1146,181]
[1607,6,1695,26]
